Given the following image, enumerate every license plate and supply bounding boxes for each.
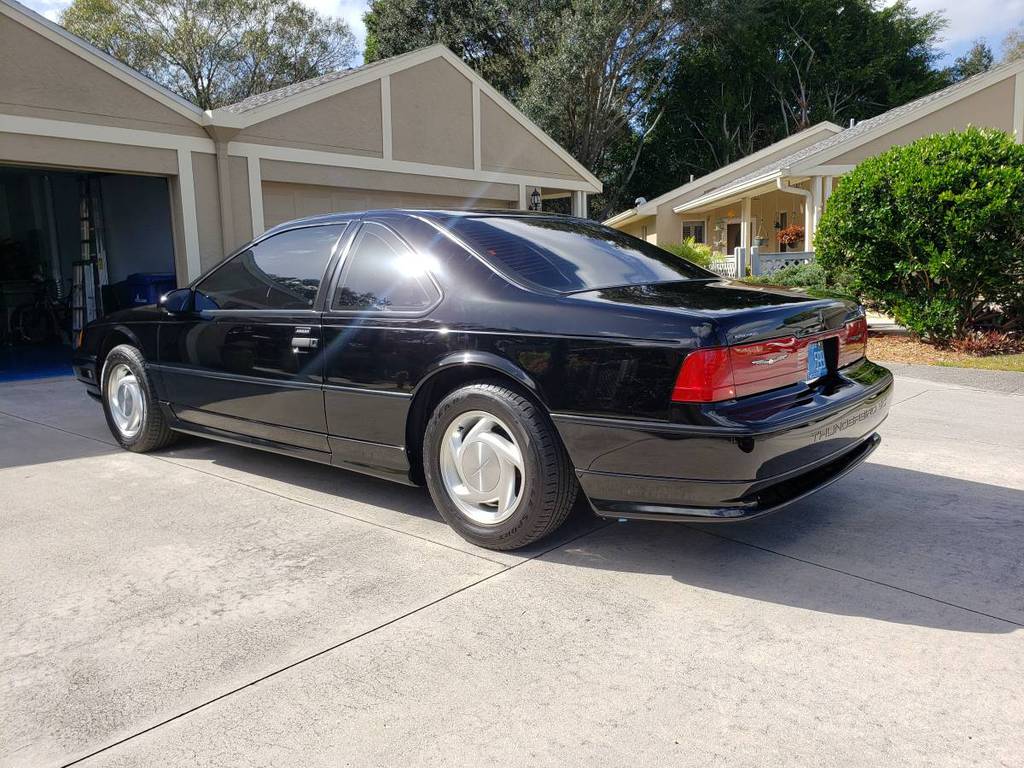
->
[807,341,827,381]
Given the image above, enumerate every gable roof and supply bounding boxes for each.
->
[0,0,204,123]
[211,44,601,189]
[220,53,415,117]
[602,121,842,226]
[673,58,1024,214]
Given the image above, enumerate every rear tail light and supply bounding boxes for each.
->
[671,348,736,403]
[672,315,868,404]
[838,316,867,367]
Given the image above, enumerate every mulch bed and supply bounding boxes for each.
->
[867,333,974,365]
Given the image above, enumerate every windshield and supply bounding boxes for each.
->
[443,216,715,293]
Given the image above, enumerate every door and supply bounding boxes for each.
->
[321,219,444,479]
[159,223,348,452]
[726,222,741,254]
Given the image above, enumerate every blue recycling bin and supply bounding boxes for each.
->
[118,273,177,307]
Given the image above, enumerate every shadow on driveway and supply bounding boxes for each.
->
[164,437,1024,635]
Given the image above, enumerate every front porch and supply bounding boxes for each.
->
[675,172,840,278]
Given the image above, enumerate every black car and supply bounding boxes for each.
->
[74,210,892,550]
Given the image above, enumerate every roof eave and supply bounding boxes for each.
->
[672,170,785,213]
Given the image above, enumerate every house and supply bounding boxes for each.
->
[605,59,1024,276]
[0,0,599,299]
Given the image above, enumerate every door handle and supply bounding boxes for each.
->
[291,336,319,350]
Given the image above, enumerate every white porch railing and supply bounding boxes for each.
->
[708,247,816,279]
[709,252,738,278]
[753,249,815,275]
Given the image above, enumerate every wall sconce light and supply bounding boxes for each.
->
[529,187,541,211]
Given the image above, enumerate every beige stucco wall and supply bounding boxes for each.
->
[0,132,178,175]
[390,58,474,168]
[0,18,204,137]
[234,81,384,157]
[828,78,1017,165]
[619,218,657,244]
[261,180,510,228]
[480,93,578,180]
[190,152,225,271]
[260,159,517,202]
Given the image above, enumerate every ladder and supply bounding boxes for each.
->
[71,176,108,343]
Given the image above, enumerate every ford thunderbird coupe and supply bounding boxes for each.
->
[74,210,892,550]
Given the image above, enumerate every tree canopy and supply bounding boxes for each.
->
[62,0,358,109]
[364,0,951,218]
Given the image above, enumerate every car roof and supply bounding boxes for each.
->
[262,208,579,236]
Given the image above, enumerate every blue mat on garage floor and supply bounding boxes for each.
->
[0,344,73,382]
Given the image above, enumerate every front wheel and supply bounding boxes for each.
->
[423,381,578,550]
[100,344,177,452]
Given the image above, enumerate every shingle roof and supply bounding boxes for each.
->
[685,59,1024,204]
[221,57,396,114]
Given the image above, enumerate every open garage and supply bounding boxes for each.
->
[0,0,601,380]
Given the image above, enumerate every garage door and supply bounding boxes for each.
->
[261,181,512,229]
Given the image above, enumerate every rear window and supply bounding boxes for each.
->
[444,216,713,292]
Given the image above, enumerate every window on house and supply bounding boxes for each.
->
[681,220,705,243]
[640,225,649,240]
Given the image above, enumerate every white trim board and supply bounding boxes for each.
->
[1014,73,1024,143]
[247,155,265,236]
[176,149,203,280]
[0,114,215,153]
[229,141,598,192]
[380,74,393,161]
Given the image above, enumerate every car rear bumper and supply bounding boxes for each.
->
[553,359,892,521]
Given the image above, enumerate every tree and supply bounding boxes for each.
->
[948,39,993,81]
[363,0,682,218]
[517,0,682,216]
[363,0,544,99]
[626,0,948,207]
[62,0,358,109]
[815,128,1024,340]
[1002,23,1024,63]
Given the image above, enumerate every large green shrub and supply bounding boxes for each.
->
[664,237,715,269]
[815,127,1024,340]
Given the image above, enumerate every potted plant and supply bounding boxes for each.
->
[777,224,805,249]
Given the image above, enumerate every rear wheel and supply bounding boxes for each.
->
[101,344,177,452]
[423,381,577,550]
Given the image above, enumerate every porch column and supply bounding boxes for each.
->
[571,191,588,218]
[804,179,817,253]
[811,176,823,236]
[739,196,752,276]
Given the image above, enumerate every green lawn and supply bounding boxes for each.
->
[936,354,1024,372]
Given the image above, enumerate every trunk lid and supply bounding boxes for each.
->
[573,279,857,346]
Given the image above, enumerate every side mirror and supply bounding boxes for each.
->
[160,287,193,314]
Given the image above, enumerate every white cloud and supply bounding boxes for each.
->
[890,0,1024,60]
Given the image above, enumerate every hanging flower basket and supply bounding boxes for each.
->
[777,224,805,247]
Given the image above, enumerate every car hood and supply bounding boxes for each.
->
[570,280,859,345]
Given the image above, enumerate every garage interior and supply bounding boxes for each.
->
[0,165,175,381]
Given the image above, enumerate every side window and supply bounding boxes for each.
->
[195,224,345,310]
[333,222,441,312]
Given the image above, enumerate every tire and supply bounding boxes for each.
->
[100,344,177,453]
[423,380,578,550]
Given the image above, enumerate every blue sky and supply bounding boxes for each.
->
[21,0,1024,67]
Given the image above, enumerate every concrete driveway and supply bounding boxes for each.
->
[1,372,1022,767]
